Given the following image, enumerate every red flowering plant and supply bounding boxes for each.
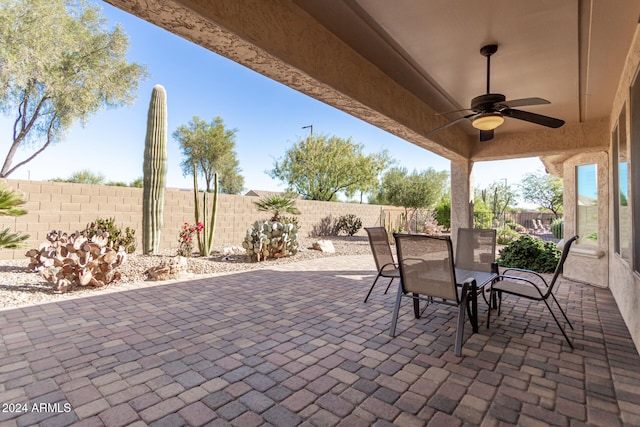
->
[177,222,204,257]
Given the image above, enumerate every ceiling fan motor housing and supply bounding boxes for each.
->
[471,93,506,112]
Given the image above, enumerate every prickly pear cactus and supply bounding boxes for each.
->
[242,221,298,262]
[142,85,168,254]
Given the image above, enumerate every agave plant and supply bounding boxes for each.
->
[253,194,300,222]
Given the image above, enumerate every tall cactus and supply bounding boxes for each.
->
[142,84,168,254]
[193,163,218,257]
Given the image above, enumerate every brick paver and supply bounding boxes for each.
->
[0,254,639,426]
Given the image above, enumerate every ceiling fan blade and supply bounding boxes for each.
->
[479,130,494,141]
[503,108,565,128]
[435,108,474,116]
[425,113,476,137]
[500,97,550,108]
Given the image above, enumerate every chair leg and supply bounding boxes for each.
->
[384,278,395,295]
[389,284,404,337]
[413,293,421,319]
[543,299,574,348]
[364,274,382,303]
[454,284,470,357]
[550,293,574,330]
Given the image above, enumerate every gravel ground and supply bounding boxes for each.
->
[0,236,372,310]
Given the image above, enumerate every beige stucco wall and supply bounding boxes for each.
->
[562,152,609,288]
[0,179,405,260]
[605,25,640,354]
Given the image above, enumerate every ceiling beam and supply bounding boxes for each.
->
[469,118,608,161]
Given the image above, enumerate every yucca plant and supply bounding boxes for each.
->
[253,194,300,222]
[0,183,29,249]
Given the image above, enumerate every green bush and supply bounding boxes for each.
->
[497,226,519,245]
[83,217,137,253]
[434,201,451,230]
[497,234,560,273]
[473,210,493,229]
[550,218,563,239]
[336,214,362,236]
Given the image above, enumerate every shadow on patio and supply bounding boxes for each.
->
[0,254,639,426]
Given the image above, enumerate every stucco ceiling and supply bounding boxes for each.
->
[296,0,640,137]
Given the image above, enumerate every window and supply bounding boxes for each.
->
[613,107,632,262]
[630,68,640,272]
[576,164,598,245]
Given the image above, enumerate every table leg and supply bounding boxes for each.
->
[413,293,420,319]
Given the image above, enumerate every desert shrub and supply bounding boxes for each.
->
[474,210,493,229]
[336,214,362,236]
[434,200,451,230]
[550,218,564,239]
[177,222,203,257]
[497,226,520,245]
[242,221,298,261]
[83,217,137,253]
[498,234,560,273]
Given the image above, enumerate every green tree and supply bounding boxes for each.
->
[519,172,563,218]
[51,169,105,184]
[0,183,29,248]
[270,134,390,201]
[372,166,449,221]
[130,177,144,188]
[475,181,518,226]
[173,116,244,194]
[0,0,148,177]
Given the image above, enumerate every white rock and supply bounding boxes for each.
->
[312,240,335,253]
[223,246,246,256]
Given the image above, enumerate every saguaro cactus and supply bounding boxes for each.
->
[142,85,168,254]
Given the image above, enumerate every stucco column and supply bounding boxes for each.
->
[450,160,474,247]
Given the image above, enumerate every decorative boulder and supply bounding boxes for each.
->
[312,240,335,253]
[146,256,189,281]
[222,246,245,256]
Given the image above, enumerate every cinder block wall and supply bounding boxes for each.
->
[0,179,405,260]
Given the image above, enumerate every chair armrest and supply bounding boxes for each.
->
[495,274,547,297]
[500,268,549,287]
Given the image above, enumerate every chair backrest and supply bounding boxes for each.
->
[455,228,496,273]
[394,233,459,303]
[365,227,395,271]
[548,235,579,292]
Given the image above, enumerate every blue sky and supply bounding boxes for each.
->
[2,0,545,203]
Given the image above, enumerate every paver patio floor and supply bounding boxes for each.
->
[1,254,639,426]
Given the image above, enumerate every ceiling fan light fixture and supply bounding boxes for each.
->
[472,113,504,131]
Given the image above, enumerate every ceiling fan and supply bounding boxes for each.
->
[426,44,565,142]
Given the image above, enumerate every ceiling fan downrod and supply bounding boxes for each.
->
[480,44,498,94]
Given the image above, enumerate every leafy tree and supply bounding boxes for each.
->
[371,166,449,222]
[173,116,244,194]
[270,134,390,201]
[0,183,29,248]
[0,0,148,177]
[51,169,105,184]
[519,172,563,217]
[130,177,144,188]
[253,194,300,222]
[474,181,518,227]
